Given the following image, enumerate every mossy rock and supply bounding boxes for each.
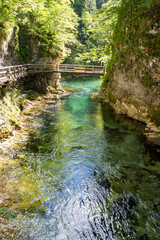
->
[16,154,28,160]
[22,108,41,115]
[108,90,116,104]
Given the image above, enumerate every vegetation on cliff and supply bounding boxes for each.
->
[72,0,159,67]
[103,0,160,80]
[0,88,37,140]
[0,0,78,62]
[95,0,160,143]
[65,0,109,64]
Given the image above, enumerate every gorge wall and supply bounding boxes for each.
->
[98,0,160,148]
[0,27,62,93]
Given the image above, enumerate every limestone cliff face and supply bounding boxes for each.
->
[23,55,62,93]
[98,1,160,148]
[99,56,160,125]
[0,27,19,66]
[0,27,62,92]
[99,56,160,149]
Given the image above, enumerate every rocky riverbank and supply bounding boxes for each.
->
[0,84,75,236]
[0,84,74,153]
[91,91,160,153]
[93,0,160,152]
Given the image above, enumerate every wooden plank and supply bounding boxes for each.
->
[0,63,105,82]
[0,71,7,75]
[0,76,8,80]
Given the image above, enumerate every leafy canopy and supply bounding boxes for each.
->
[0,0,78,59]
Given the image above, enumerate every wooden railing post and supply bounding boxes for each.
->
[18,66,20,77]
[21,66,23,76]
[8,68,11,79]
[13,67,16,79]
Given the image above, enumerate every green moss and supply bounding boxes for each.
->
[16,154,28,160]
[142,71,154,88]
[0,88,41,140]
[0,207,17,220]
[118,58,126,67]
[17,25,33,62]
[108,90,116,104]
[104,0,160,85]
[104,54,117,83]
[149,106,160,126]
[124,62,132,71]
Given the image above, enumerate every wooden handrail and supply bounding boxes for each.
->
[0,65,28,84]
[0,63,105,85]
[27,64,105,74]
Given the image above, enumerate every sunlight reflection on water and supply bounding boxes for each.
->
[1,77,160,240]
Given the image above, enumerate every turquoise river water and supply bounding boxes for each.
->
[1,77,160,240]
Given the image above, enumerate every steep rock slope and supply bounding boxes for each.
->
[99,0,160,148]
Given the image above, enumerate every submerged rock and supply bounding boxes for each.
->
[98,178,112,191]
[139,233,149,240]
[155,205,160,215]
[112,196,136,220]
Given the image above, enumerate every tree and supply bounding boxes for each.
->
[0,0,78,61]
[71,0,85,17]
[85,0,97,13]
[74,0,121,64]
[96,0,108,9]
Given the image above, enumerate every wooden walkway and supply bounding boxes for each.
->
[0,64,105,85]
[0,65,28,85]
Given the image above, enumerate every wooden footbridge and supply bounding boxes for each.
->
[0,64,105,85]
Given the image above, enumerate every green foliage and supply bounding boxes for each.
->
[0,207,17,220]
[71,0,122,64]
[67,0,106,64]
[0,0,78,61]
[142,71,153,88]
[0,0,33,37]
[96,0,108,9]
[102,0,160,81]
[71,0,159,80]
[85,0,97,13]
[71,0,85,17]
[18,25,32,62]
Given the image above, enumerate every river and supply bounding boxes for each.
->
[1,77,160,239]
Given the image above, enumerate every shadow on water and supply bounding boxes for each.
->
[1,77,160,240]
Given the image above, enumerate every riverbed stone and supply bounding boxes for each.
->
[37,96,43,101]
[16,154,28,160]
[0,193,13,208]
[43,93,59,100]
[22,108,42,115]
[46,100,57,104]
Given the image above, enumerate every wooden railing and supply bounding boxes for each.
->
[28,64,105,75]
[0,65,28,85]
[0,64,105,86]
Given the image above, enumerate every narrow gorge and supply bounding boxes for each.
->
[0,0,160,239]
